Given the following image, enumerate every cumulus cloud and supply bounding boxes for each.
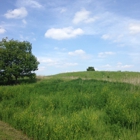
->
[0,27,6,34]
[68,49,91,59]
[68,49,85,55]
[16,0,43,8]
[45,27,84,40]
[98,52,115,58]
[4,7,28,19]
[37,56,78,68]
[73,9,98,24]
[129,23,140,34]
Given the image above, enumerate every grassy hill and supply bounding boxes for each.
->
[49,71,140,85]
[0,71,140,140]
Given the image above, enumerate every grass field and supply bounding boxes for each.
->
[0,71,140,140]
[50,71,140,85]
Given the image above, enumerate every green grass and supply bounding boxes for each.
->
[0,71,140,140]
[50,71,140,85]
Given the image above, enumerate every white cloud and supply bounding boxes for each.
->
[121,65,133,68]
[45,27,84,40]
[101,34,111,40]
[60,8,67,13]
[38,57,58,65]
[16,0,43,8]
[73,9,98,24]
[53,62,79,68]
[85,11,140,46]
[98,52,115,58]
[100,63,133,71]
[85,17,98,23]
[101,64,112,70]
[129,24,140,34]
[68,49,85,55]
[0,27,6,34]
[104,64,111,68]
[54,47,59,50]
[102,33,124,44]
[38,66,46,72]
[64,63,78,66]
[37,56,79,68]
[68,49,91,59]
[4,7,28,19]
[117,62,133,69]
[22,19,27,24]
[113,34,124,43]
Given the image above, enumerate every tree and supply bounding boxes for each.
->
[87,66,95,71]
[0,38,39,84]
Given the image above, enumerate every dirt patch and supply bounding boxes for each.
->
[0,121,30,140]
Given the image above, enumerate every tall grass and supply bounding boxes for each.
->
[0,73,140,139]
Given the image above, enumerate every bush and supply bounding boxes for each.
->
[87,66,95,71]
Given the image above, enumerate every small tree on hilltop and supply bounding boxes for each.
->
[87,66,95,71]
[0,38,39,84]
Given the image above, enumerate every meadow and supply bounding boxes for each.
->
[0,71,140,140]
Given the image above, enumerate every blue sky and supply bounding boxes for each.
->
[0,0,140,75]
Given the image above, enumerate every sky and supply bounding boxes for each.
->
[0,0,140,75]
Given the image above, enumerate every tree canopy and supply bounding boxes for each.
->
[87,66,95,71]
[0,38,39,84]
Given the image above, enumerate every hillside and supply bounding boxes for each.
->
[0,71,140,140]
[44,71,140,85]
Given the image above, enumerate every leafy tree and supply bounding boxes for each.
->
[0,38,39,84]
[87,66,95,71]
